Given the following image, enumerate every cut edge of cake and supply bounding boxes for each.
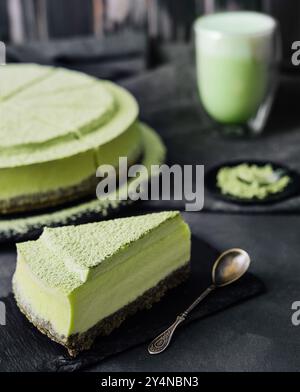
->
[13,264,190,357]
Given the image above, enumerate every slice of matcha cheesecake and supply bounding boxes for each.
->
[13,211,191,356]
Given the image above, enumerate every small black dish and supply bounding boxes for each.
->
[205,160,300,205]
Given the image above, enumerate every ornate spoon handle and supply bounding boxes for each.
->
[148,315,185,355]
[148,285,215,355]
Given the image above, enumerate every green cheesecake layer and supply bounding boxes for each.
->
[0,123,141,199]
[0,64,142,209]
[0,124,166,239]
[13,211,191,340]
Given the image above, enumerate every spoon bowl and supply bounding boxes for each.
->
[212,248,251,287]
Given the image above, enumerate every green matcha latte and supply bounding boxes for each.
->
[194,12,277,125]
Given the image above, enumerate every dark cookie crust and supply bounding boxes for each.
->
[0,176,97,215]
[13,263,190,357]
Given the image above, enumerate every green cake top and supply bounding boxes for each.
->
[41,211,180,268]
[0,64,138,168]
[17,211,181,293]
[0,64,53,100]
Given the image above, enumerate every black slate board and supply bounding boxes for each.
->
[0,237,264,372]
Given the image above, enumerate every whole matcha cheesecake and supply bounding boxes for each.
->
[0,64,143,214]
[13,211,191,356]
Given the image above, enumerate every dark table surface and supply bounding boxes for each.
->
[0,212,299,372]
[91,212,300,372]
[2,39,300,372]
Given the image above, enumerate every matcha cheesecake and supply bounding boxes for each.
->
[0,64,143,214]
[13,211,191,356]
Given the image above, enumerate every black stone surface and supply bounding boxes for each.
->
[87,212,300,372]
[0,229,263,372]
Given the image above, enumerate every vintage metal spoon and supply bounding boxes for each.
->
[148,248,251,355]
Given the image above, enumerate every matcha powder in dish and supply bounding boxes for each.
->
[217,163,291,200]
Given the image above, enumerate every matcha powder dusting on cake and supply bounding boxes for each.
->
[217,163,291,200]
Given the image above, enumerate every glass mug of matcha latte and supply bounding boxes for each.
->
[194,11,280,135]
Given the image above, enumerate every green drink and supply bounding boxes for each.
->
[194,12,278,131]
